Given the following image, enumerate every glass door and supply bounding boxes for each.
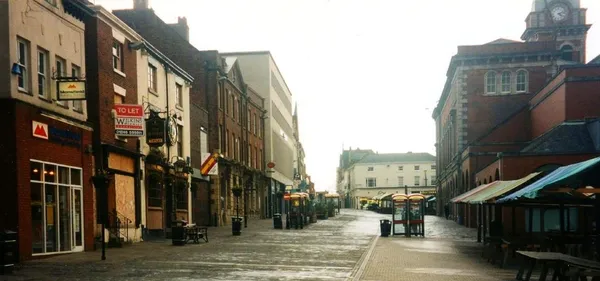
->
[72,189,83,251]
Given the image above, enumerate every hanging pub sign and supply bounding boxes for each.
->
[56,80,87,100]
[146,111,166,146]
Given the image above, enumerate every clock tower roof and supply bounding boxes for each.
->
[531,0,580,12]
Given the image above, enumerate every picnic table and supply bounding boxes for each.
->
[516,251,600,281]
[184,224,208,244]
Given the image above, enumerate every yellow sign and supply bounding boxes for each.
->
[57,80,86,100]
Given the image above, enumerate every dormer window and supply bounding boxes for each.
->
[485,71,497,94]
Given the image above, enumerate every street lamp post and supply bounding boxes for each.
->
[92,170,112,261]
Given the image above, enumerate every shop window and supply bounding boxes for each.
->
[176,181,188,210]
[30,160,83,255]
[525,208,578,232]
[147,173,163,207]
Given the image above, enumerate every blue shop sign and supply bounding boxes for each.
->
[49,126,81,147]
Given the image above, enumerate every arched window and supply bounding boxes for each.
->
[501,71,511,93]
[495,168,500,181]
[516,70,528,93]
[561,45,574,61]
[483,179,488,184]
[485,71,497,94]
[489,176,493,183]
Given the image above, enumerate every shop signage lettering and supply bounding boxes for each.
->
[49,126,81,147]
[57,80,87,100]
[114,104,145,137]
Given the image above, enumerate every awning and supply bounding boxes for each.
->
[427,196,436,202]
[497,157,600,203]
[451,182,500,203]
[464,172,541,204]
[372,193,392,200]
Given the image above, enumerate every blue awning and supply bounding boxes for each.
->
[497,157,600,203]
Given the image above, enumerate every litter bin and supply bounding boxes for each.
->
[171,220,186,246]
[0,230,17,275]
[273,213,282,229]
[232,217,242,236]
[379,219,391,237]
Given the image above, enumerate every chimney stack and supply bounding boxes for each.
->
[133,0,149,9]
[168,17,190,42]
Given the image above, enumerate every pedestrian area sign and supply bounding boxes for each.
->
[200,152,219,176]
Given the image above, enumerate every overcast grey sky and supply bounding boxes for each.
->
[95,0,600,192]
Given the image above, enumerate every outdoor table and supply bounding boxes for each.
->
[516,251,565,281]
[500,237,542,268]
[516,251,600,281]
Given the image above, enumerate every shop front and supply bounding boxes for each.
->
[0,101,94,261]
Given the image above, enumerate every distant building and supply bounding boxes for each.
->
[337,149,436,209]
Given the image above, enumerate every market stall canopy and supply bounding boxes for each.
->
[451,182,500,203]
[497,157,600,203]
[372,193,393,200]
[465,172,541,204]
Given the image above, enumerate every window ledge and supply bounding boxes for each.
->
[113,69,126,78]
[175,104,184,111]
[19,88,32,96]
[148,206,163,210]
[148,88,158,96]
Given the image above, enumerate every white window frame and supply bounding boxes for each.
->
[37,49,49,99]
[485,71,497,94]
[17,39,29,92]
[112,41,123,71]
[148,64,157,92]
[71,65,83,112]
[55,57,67,107]
[367,167,374,171]
[398,166,403,171]
[414,165,420,170]
[516,70,528,93]
[30,159,84,255]
[398,176,404,187]
[501,71,511,93]
[175,83,183,107]
[414,176,421,186]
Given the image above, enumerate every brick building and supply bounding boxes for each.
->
[113,3,268,227]
[112,3,213,226]
[0,0,95,260]
[433,0,592,218]
[84,5,143,243]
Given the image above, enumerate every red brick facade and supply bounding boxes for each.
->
[0,100,94,261]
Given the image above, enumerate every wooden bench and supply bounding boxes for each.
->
[185,225,208,244]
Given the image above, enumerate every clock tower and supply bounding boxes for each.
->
[522,0,591,63]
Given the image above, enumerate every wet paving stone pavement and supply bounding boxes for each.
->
[4,210,524,281]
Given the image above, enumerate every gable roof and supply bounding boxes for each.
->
[521,121,597,154]
[357,153,436,164]
[223,57,237,74]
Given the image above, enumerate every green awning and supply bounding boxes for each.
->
[465,172,541,204]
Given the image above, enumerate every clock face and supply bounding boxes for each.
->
[550,3,569,22]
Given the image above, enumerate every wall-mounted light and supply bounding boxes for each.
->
[11,63,21,75]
